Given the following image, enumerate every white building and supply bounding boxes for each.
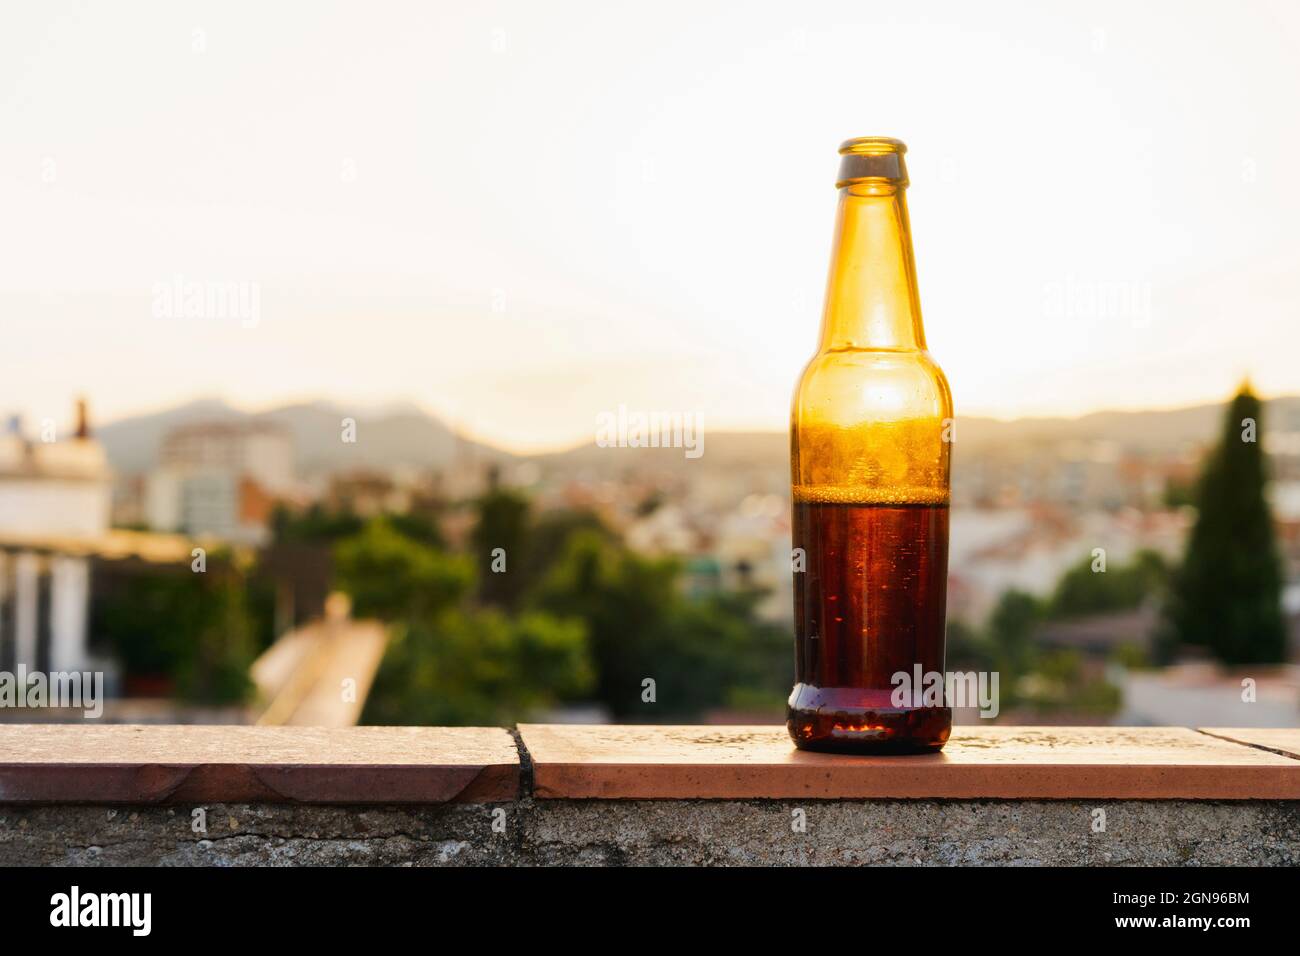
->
[146,421,294,544]
[947,505,1188,624]
[1116,663,1300,727]
[159,421,294,494]
[0,402,111,674]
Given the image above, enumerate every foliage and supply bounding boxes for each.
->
[335,517,593,724]
[1015,648,1121,715]
[270,502,365,543]
[242,568,280,653]
[528,530,788,718]
[334,518,473,620]
[328,489,809,723]
[985,589,1044,678]
[1162,476,1197,509]
[1048,550,1168,619]
[1161,386,1287,664]
[385,511,447,549]
[470,487,532,608]
[361,608,592,725]
[93,562,256,704]
[1111,641,1151,670]
[517,508,617,590]
[945,617,996,671]
[948,584,1137,716]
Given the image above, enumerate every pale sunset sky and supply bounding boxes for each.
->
[2,1,1299,451]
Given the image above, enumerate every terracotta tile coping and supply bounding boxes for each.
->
[518,725,1300,800]
[1198,728,1300,760]
[0,724,1296,804]
[0,726,519,804]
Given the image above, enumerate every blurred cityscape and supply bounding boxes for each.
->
[2,389,1298,728]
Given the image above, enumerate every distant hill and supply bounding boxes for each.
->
[95,398,245,475]
[97,398,512,476]
[955,397,1300,455]
[97,395,1300,479]
[532,396,1300,477]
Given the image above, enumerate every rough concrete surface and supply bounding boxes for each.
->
[2,799,1297,866]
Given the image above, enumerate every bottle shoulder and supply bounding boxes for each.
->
[793,348,953,423]
[790,347,953,502]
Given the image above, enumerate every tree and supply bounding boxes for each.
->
[270,502,364,543]
[517,508,617,588]
[528,530,788,718]
[944,618,996,671]
[986,589,1043,678]
[335,516,593,725]
[1161,385,1286,664]
[334,518,472,620]
[528,530,677,715]
[361,608,593,725]
[337,503,793,724]
[470,486,531,608]
[92,558,256,704]
[1049,550,1167,619]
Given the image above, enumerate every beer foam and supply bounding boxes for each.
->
[792,484,950,506]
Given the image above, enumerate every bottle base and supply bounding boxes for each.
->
[787,684,951,754]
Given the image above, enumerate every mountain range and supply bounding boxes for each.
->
[94,395,1300,479]
[95,398,510,477]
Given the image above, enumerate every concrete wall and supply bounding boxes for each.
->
[3,799,1298,866]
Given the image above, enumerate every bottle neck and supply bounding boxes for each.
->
[817,183,925,352]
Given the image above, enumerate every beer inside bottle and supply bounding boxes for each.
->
[788,137,953,754]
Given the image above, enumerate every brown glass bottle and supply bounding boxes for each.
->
[788,137,953,754]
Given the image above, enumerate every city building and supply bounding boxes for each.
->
[0,401,111,674]
[145,421,294,544]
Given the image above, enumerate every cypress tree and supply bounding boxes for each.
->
[1162,385,1287,664]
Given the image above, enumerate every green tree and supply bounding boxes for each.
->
[518,508,617,588]
[334,518,472,620]
[945,617,996,671]
[668,589,789,714]
[1018,648,1121,715]
[1161,386,1286,664]
[1162,476,1197,509]
[270,502,365,543]
[1049,550,1167,619]
[529,530,677,716]
[986,589,1043,679]
[361,608,592,725]
[334,516,594,725]
[471,486,531,608]
[92,559,256,704]
[186,572,259,703]
[386,511,447,549]
[529,530,788,718]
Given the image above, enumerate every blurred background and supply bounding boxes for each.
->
[2,1,1299,728]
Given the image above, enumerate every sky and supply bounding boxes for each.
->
[2,0,1299,452]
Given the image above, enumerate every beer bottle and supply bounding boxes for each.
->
[788,137,953,753]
